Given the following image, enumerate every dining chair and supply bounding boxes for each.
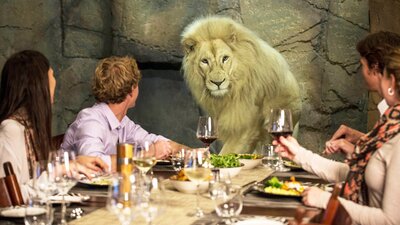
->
[52,133,65,149]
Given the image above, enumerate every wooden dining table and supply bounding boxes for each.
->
[0,164,324,225]
[66,164,324,225]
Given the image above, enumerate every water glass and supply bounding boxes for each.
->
[138,177,165,225]
[262,144,279,169]
[24,197,53,225]
[170,149,185,171]
[212,184,243,223]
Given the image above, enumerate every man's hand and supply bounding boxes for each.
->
[76,155,108,173]
[329,125,364,144]
[152,141,172,159]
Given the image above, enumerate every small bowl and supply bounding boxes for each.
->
[217,166,243,178]
[170,179,209,194]
[239,158,262,170]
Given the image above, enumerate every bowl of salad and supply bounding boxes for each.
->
[210,154,243,178]
[237,154,263,170]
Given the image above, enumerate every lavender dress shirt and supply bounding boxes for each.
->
[61,103,168,167]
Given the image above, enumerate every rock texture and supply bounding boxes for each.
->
[0,0,369,154]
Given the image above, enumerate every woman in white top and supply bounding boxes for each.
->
[0,50,107,200]
[276,48,400,224]
[325,31,400,156]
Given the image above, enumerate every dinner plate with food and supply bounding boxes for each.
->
[253,176,305,199]
[78,174,113,187]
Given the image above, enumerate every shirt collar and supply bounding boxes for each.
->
[96,103,129,130]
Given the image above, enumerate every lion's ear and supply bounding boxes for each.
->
[182,38,197,54]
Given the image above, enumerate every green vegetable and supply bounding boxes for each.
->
[265,176,283,188]
[210,154,241,168]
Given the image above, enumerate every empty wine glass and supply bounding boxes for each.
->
[184,149,212,217]
[107,173,139,225]
[137,177,165,225]
[196,116,218,151]
[267,109,292,172]
[48,150,79,225]
[24,196,54,225]
[133,141,157,176]
[212,184,243,224]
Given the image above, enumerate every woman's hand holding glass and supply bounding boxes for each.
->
[273,136,302,160]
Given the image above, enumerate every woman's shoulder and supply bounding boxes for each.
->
[0,119,25,133]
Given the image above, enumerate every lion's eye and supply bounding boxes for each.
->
[222,55,229,63]
[201,58,209,65]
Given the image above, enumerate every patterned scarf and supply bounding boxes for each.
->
[8,108,38,179]
[343,104,400,204]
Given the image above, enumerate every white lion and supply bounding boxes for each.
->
[181,16,301,154]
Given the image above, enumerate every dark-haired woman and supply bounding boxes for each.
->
[0,50,107,200]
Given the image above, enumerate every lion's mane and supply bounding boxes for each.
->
[181,16,301,154]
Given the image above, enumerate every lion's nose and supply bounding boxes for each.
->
[210,78,225,87]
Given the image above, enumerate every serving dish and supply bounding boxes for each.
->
[169,179,209,194]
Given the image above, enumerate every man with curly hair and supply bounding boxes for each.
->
[62,56,185,171]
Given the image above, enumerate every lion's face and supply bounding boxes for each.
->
[194,39,234,97]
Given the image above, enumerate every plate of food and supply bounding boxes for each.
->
[78,175,113,187]
[253,176,305,199]
[237,154,263,170]
[210,154,244,178]
[283,160,303,171]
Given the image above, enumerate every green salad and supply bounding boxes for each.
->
[210,154,241,168]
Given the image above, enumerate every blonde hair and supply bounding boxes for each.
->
[385,48,400,97]
[92,56,142,104]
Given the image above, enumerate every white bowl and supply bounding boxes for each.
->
[217,166,243,178]
[239,158,262,170]
[170,179,209,194]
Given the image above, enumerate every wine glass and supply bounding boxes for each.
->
[133,141,157,176]
[137,177,165,225]
[48,150,79,225]
[184,149,212,217]
[25,196,54,225]
[267,109,292,172]
[196,116,218,151]
[107,173,139,225]
[211,184,243,224]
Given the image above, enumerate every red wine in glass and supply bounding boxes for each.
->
[198,136,217,147]
[269,131,293,141]
[196,116,218,148]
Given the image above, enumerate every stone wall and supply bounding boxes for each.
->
[0,0,369,154]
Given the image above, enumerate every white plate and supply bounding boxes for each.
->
[49,194,90,203]
[78,176,113,186]
[235,218,284,225]
[0,207,26,218]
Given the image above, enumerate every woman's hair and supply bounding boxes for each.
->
[92,56,142,104]
[0,50,53,160]
[357,31,400,74]
[384,48,400,97]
